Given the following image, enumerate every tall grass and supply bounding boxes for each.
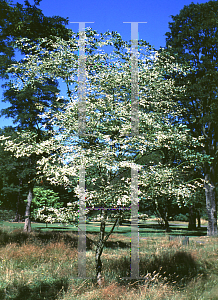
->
[0,226,218,299]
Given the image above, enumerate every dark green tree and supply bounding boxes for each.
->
[0,127,31,221]
[1,78,67,231]
[165,0,218,236]
[0,0,71,79]
[0,0,71,232]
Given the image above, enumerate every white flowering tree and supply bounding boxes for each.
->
[0,29,212,283]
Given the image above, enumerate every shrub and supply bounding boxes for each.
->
[173,213,189,222]
[0,209,16,222]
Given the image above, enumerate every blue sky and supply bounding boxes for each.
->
[0,0,210,128]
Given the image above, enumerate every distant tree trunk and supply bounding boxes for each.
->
[14,178,23,222]
[24,182,33,233]
[158,205,171,232]
[204,158,217,236]
[188,205,196,230]
[197,209,201,228]
[164,218,171,232]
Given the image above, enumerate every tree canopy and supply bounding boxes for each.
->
[165,0,218,235]
[0,0,71,79]
[0,29,213,281]
[0,0,72,231]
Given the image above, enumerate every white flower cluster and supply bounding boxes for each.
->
[36,204,78,225]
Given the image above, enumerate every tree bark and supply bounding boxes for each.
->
[204,171,217,236]
[203,124,217,236]
[24,182,33,233]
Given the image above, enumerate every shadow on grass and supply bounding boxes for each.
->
[0,229,131,251]
[0,229,29,246]
[139,223,207,236]
[0,229,91,250]
[0,225,207,254]
[0,278,68,300]
[110,250,206,288]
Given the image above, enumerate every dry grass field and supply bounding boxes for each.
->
[0,220,218,299]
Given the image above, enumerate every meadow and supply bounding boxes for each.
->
[0,219,218,299]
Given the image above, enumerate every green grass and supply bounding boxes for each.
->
[0,217,207,237]
[0,220,217,299]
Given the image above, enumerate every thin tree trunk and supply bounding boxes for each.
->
[95,209,121,285]
[96,209,106,286]
[14,178,23,222]
[24,183,33,233]
[197,209,201,228]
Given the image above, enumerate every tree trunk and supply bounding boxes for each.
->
[24,183,33,233]
[188,205,196,230]
[95,209,106,286]
[164,218,171,232]
[197,209,201,228]
[204,172,217,236]
[158,205,171,232]
[95,209,121,285]
[202,125,217,236]
[14,178,23,222]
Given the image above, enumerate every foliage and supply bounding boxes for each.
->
[0,209,15,221]
[173,213,189,222]
[30,186,63,221]
[0,127,33,214]
[0,0,71,79]
[36,202,79,225]
[0,30,213,223]
[0,29,215,282]
[165,0,218,235]
[0,0,73,231]
[165,0,218,153]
